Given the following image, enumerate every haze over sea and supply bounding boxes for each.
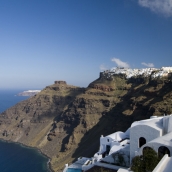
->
[0,90,51,172]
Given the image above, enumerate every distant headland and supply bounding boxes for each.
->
[17,90,41,96]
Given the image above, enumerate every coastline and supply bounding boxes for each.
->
[0,138,54,172]
[0,90,55,172]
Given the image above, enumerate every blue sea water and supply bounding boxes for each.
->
[0,90,51,172]
[0,90,28,113]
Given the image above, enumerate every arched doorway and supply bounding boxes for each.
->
[139,137,146,148]
[158,146,170,158]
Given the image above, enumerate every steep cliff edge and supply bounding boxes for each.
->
[0,70,172,172]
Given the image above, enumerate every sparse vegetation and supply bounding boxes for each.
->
[112,151,129,167]
[131,148,161,172]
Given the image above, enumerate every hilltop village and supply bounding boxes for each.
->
[103,67,172,79]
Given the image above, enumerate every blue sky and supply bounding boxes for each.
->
[0,0,172,89]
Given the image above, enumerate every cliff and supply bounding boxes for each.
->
[0,69,172,171]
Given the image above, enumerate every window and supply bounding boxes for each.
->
[139,137,146,148]
[107,139,109,142]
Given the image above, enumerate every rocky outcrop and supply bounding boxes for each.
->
[88,83,113,91]
[54,81,67,85]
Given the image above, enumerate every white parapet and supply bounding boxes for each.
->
[152,154,169,172]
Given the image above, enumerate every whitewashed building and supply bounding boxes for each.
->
[99,115,172,164]
[64,115,172,172]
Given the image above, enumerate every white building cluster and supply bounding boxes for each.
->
[102,67,172,79]
[64,115,172,172]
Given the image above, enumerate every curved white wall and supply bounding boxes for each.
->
[130,125,163,162]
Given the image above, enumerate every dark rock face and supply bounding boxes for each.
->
[0,75,172,171]
[88,83,113,91]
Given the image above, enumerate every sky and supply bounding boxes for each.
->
[0,0,172,89]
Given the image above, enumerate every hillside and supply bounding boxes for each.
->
[0,69,172,171]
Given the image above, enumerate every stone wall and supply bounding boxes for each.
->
[54,81,67,85]
[130,124,163,162]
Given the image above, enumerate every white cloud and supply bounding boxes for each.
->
[141,62,154,67]
[138,0,172,17]
[100,64,107,71]
[111,58,130,68]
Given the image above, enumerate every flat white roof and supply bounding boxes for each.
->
[109,143,130,155]
[107,131,126,141]
[131,117,163,131]
[150,131,172,147]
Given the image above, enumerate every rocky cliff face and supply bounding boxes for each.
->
[0,73,172,171]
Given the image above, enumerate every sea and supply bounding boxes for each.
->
[0,89,51,172]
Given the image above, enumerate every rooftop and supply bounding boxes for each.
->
[131,117,163,131]
[150,131,172,146]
